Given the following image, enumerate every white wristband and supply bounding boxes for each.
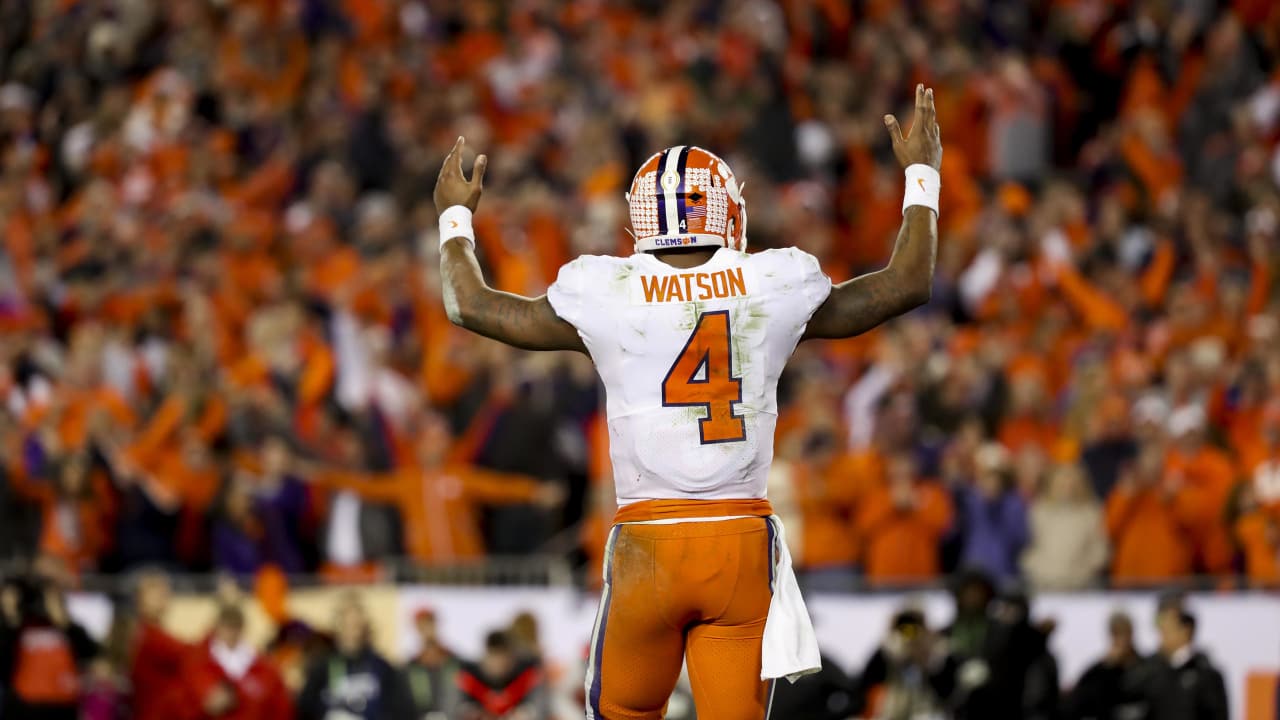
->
[438,205,475,249]
[902,164,941,216]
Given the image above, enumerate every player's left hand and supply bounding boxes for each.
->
[434,136,488,213]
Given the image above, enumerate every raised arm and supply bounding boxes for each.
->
[312,469,406,505]
[804,85,942,340]
[434,137,586,353]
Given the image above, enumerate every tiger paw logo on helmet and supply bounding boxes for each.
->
[625,146,747,254]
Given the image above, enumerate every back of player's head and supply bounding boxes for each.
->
[626,146,747,254]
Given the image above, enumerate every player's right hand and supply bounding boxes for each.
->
[434,136,488,213]
[884,84,942,171]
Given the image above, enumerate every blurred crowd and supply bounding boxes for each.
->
[774,577,1230,720]
[1,0,1280,644]
[0,566,1235,720]
[1,568,566,720]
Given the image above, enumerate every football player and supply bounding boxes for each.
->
[434,84,943,720]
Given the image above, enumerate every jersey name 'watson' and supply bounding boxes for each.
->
[639,268,747,304]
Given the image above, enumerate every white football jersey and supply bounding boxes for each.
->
[547,246,832,506]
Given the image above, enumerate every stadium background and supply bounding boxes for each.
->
[1,0,1280,718]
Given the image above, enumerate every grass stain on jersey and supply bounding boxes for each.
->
[728,301,767,380]
[678,407,706,427]
[743,303,769,330]
[677,299,705,331]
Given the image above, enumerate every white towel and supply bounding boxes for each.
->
[761,515,822,682]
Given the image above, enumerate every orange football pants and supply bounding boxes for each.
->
[585,500,777,720]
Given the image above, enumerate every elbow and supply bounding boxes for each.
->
[901,281,932,311]
[884,265,932,314]
[447,306,481,332]
[912,284,933,308]
[442,290,473,329]
[445,303,468,328]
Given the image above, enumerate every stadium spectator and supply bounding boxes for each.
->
[1162,405,1237,575]
[1021,463,1109,591]
[212,436,316,578]
[1233,481,1280,587]
[106,352,228,569]
[297,593,412,720]
[211,470,307,577]
[938,568,997,718]
[128,570,191,720]
[857,453,953,585]
[998,365,1058,458]
[1125,608,1229,720]
[1106,444,1196,585]
[507,611,544,669]
[1063,611,1144,720]
[955,591,1059,720]
[505,611,556,719]
[954,443,1030,582]
[1080,398,1139,502]
[1234,399,1280,518]
[0,417,42,563]
[5,451,109,574]
[184,605,293,720]
[309,423,397,581]
[0,570,99,720]
[769,651,857,720]
[471,357,583,557]
[946,569,997,661]
[80,653,127,720]
[405,607,461,719]
[455,630,548,720]
[309,412,562,565]
[244,437,317,570]
[82,590,140,720]
[790,429,863,592]
[262,619,326,697]
[855,608,956,720]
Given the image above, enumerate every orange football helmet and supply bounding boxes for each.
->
[625,146,747,253]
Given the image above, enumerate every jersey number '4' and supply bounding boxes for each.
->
[661,310,746,444]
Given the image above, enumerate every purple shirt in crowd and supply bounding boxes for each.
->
[957,485,1030,581]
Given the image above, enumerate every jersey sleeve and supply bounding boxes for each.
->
[762,247,833,323]
[546,256,595,339]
